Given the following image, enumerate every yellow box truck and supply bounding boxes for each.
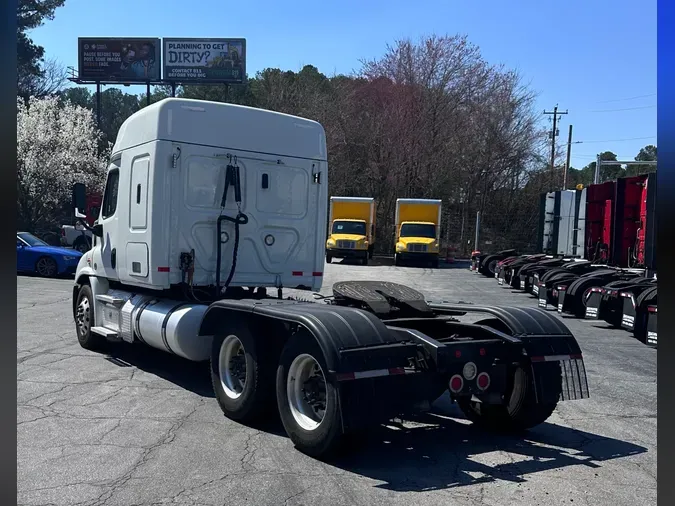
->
[325,197,376,265]
[394,198,442,268]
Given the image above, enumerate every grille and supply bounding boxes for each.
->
[408,243,428,252]
[337,240,356,249]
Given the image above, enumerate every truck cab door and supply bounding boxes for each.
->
[92,164,121,281]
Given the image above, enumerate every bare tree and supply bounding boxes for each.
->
[17,57,69,100]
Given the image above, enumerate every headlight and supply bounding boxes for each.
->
[396,243,406,252]
[326,239,335,247]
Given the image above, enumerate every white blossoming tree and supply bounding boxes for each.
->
[17,95,109,233]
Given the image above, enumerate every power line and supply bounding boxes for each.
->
[595,93,656,104]
[574,135,656,144]
[590,105,656,113]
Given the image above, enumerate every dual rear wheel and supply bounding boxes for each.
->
[211,328,342,458]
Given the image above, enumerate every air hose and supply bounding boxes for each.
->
[215,162,248,297]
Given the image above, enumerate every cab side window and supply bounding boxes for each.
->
[101,169,120,219]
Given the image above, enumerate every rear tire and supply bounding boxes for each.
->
[75,284,106,351]
[211,321,276,423]
[35,256,58,277]
[276,331,342,459]
[458,362,561,432]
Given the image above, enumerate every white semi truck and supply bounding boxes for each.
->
[70,98,590,459]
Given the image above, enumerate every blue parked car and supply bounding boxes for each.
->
[17,232,83,277]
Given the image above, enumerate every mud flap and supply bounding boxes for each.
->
[584,289,603,319]
[558,356,590,400]
[557,286,567,313]
[620,293,636,330]
[530,356,589,403]
[646,306,657,347]
[538,283,548,308]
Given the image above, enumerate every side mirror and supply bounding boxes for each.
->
[72,183,87,219]
[92,223,104,238]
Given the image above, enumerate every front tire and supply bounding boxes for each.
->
[394,254,402,266]
[211,322,276,423]
[75,284,106,350]
[276,331,342,459]
[458,362,561,432]
[362,253,369,266]
[326,255,332,264]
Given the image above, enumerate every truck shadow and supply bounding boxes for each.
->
[101,342,216,398]
[331,403,648,492]
[99,344,648,491]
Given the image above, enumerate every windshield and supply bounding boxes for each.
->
[18,232,48,247]
[400,223,436,239]
[332,221,366,235]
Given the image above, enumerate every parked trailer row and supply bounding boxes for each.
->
[472,172,658,347]
[481,254,658,347]
[68,98,591,460]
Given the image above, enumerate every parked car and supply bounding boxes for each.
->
[17,232,82,277]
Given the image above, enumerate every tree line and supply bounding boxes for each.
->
[17,1,657,254]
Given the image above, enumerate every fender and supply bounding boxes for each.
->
[428,303,583,358]
[72,272,110,326]
[198,299,399,374]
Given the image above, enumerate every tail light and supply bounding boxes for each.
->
[449,375,464,393]
[476,372,491,390]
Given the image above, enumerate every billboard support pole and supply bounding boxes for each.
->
[95,82,101,130]
[146,83,151,106]
[171,83,176,97]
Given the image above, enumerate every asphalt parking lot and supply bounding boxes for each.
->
[17,262,656,506]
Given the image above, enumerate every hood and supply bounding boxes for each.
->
[399,237,436,246]
[330,233,367,241]
[28,245,83,257]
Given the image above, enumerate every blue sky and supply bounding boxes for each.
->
[30,0,657,169]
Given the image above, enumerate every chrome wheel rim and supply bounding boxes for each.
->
[37,257,56,276]
[76,297,91,337]
[218,335,247,399]
[287,353,327,431]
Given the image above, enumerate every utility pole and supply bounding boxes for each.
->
[564,124,573,189]
[543,105,569,186]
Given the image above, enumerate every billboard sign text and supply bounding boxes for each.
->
[163,38,246,83]
[77,37,161,82]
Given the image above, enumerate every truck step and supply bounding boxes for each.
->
[90,326,121,341]
[95,294,126,307]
